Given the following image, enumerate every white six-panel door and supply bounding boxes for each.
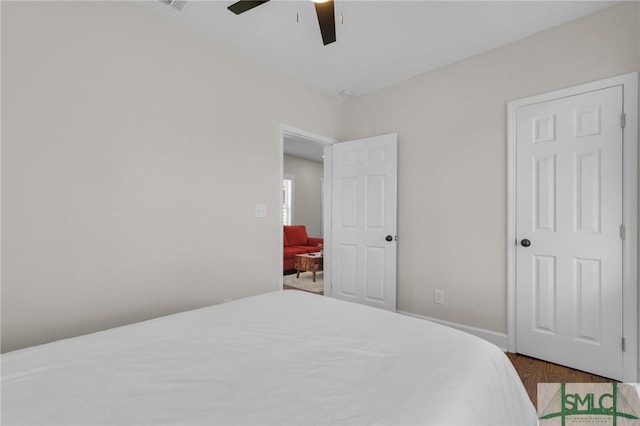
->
[515,86,624,380]
[330,134,397,311]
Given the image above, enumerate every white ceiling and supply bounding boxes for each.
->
[139,0,617,99]
[284,135,325,162]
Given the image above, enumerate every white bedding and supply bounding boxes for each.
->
[2,291,537,425]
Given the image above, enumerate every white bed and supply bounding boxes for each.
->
[2,291,537,425]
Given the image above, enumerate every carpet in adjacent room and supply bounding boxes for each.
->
[283,271,323,295]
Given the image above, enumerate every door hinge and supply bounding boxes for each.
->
[620,224,625,240]
[622,337,626,352]
[621,113,626,129]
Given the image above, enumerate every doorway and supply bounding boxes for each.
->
[506,73,638,382]
[278,125,335,295]
[278,127,399,310]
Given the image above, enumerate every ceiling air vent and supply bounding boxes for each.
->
[159,0,188,13]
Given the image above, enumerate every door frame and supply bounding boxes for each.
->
[506,72,638,382]
[278,124,336,294]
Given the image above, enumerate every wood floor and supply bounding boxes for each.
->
[506,352,615,409]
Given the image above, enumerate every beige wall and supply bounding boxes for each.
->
[340,2,640,334]
[283,155,324,237]
[3,1,640,354]
[1,1,340,352]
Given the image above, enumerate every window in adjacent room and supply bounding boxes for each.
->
[283,174,294,225]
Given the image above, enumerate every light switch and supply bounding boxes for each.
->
[255,204,267,218]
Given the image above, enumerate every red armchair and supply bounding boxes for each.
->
[283,225,323,271]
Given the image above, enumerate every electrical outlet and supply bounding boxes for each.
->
[434,289,444,305]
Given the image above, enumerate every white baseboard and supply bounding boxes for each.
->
[397,310,509,351]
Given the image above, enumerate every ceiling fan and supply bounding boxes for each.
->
[227,0,337,46]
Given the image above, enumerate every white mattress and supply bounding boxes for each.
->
[2,291,537,425]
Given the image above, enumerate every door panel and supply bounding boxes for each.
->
[534,155,556,232]
[330,134,397,311]
[533,254,556,334]
[516,86,623,379]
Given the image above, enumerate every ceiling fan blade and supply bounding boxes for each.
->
[314,0,336,46]
[227,0,270,15]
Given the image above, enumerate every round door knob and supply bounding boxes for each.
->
[521,239,531,247]
[385,235,393,242]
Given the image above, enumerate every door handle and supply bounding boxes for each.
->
[520,239,531,247]
[385,235,393,242]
